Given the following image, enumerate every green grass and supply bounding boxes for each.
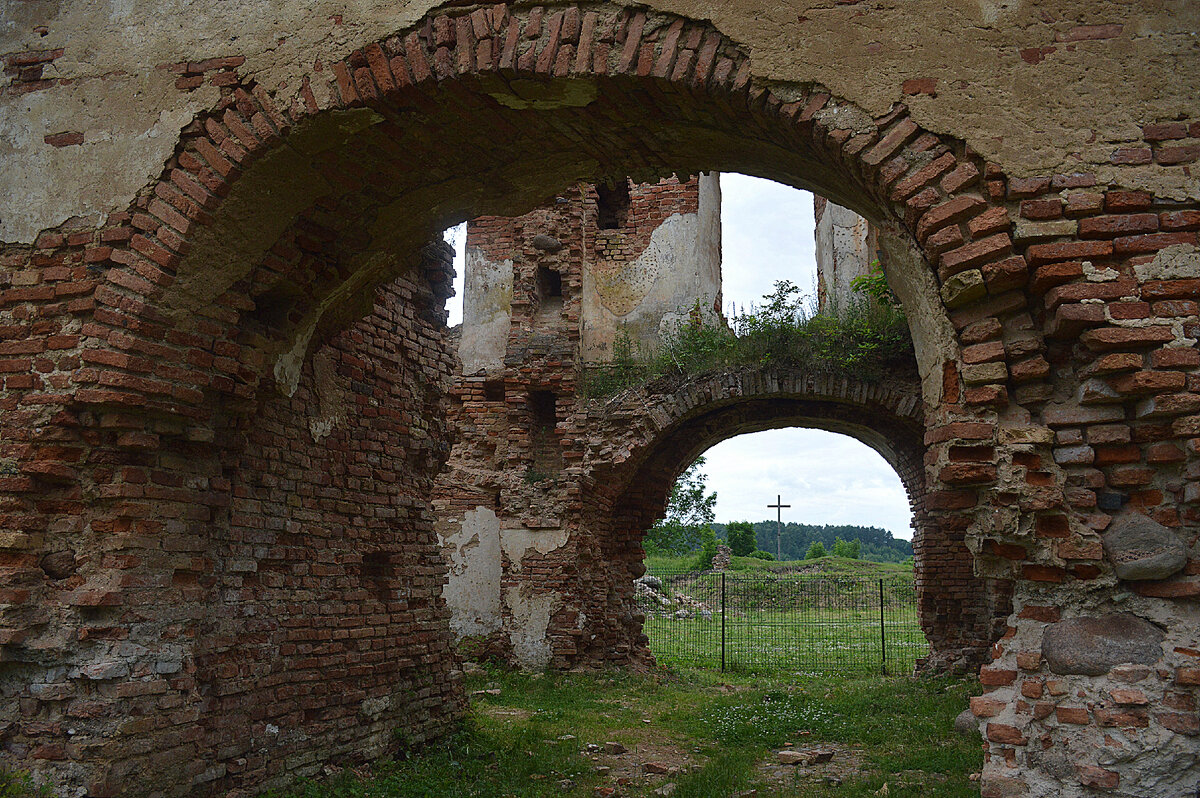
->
[725,555,915,577]
[644,610,927,675]
[267,667,980,798]
[638,561,926,673]
[0,769,54,798]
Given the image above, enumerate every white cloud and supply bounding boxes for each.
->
[719,173,818,316]
[699,428,913,540]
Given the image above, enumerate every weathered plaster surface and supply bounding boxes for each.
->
[439,506,503,638]
[459,247,513,374]
[503,584,557,670]
[5,1,1195,243]
[582,173,721,360]
[815,199,873,305]
[500,526,570,569]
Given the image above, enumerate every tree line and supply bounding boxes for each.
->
[712,521,913,563]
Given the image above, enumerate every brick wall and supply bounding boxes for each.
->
[0,240,464,796]
[0,2,1197,795]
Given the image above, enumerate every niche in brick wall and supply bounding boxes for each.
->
[596,180,631,229]
[537,266,563,317]
[361,550,395,602]
[483,379,505,402]
[527,389,562,478]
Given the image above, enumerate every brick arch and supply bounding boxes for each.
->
[5,1,1198,796]
[99,1,1020,406]
[564,364,1007,673]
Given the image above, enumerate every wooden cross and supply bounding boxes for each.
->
[767,495,790,561]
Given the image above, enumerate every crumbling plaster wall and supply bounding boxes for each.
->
[437,175,718,668]
[815,194,874,307]
[3,2,1197,245]
[581,172,722,359]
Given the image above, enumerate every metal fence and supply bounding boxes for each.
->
[638,569,927,674]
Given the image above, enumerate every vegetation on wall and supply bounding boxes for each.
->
[581,269,912,399]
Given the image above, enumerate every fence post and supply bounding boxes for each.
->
[720,571,726,673]
[879,579,887,676]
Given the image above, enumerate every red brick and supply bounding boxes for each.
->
[1007,176,1051,198]
[1105,190,1153,212]
[986,723,1028,745]
[916,195,986,243]
[1078,766,1119,789]
[1080,326,1176,350]
[1023,564,1067,582]
[1112,231,1196,256]
[1078,213,1158,238]
[1026,240,1113,265]
[1020,199,1062,220]
[1055,706,1090,724]
[979,668,1018,686]
[1142,122,1188,141]
[1156,712,1200,735]
[1018,605,1060,623]
[938,234,1013,278]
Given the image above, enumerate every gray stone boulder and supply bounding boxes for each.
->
[637,574,663,591]
[1042,613,1164,676]
[954,708,979,738]
[1102,511,1188,581]
[531,234,563,252]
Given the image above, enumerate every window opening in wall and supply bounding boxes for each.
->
[443,222,467,326]
[483,379,505,403]
[596,180,631,229]
[527,389,562,478]
[537,265,564,316]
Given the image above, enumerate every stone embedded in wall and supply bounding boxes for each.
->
[531,234,563,252]
[1042,614,1165,676]
[1102,510,1188,581]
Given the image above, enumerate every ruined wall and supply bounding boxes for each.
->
[581,173,721,360]
[0,241,464,796]
[436,175,717,666]
[1,1,1198,795]
[814,194,876,308]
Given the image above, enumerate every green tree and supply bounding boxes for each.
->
[725,521,756,557]
[832,537,860,559]
[644,456,717,555]
[694,527,719,570]
[805,541,827,559]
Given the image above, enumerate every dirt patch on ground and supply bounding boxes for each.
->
[755,741,869,790]
[478,705,534,721]
[581,729,702,796]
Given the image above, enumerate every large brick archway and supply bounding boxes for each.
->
[1,2,1197,795]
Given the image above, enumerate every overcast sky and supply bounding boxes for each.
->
[444,174,914,540]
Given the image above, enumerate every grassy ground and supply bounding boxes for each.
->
[639,562,926,674]
[269,666,981,798]
[644,611,927,675]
